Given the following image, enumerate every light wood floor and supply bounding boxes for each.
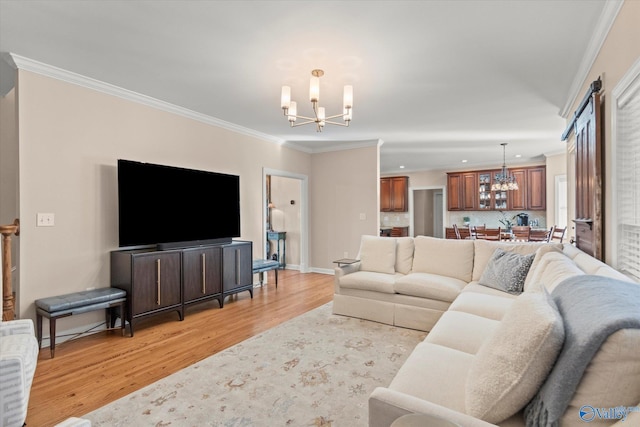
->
[27,270,334,427]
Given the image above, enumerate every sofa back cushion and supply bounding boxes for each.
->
[395,237,415,275]
[472,240,561,282]
[412,236,474,282]
[525,251,585,293]
[465,291,564,424]
[358,235,397,274]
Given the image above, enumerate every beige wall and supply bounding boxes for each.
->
[565,0,640,263]
[12,69,318,327]
[310,144,380,270]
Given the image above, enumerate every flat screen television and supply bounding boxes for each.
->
[117,159,240,249]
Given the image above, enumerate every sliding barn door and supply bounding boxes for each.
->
[574,93,603,260]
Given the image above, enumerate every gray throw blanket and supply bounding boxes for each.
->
[524,275,640,427]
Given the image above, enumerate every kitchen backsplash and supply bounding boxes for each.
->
[380,212,411,227]
[449,210,546,229]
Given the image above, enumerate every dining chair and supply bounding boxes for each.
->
[511,226,531,241]
[471,225,486,239]
[550,226,566,243]
[529,227,553,242]
[452,224,461,239]
[390,227,403,237]
[445,227,458,239]
[476,227,501,241]
[458,226,471,240]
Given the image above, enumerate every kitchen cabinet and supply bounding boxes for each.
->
[381,176,408,212]
[507,169,527,210]
[526,167,546,211]
[447,166,546,211]
[448,172,479,211]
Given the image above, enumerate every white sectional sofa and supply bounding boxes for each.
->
[333,236,640,427]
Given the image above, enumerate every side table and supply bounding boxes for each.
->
[333,258,360,267]
[267,231,286,269]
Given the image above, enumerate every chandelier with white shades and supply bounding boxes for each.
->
[491,143,520,191]
[280,69,353,132]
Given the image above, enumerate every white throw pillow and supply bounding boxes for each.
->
[358,235,397,274]
[465,291,564,423]
[395,237,415,275]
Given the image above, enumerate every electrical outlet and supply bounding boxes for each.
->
[37,213,55,227]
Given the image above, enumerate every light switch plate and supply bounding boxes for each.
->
[37,213,55,227]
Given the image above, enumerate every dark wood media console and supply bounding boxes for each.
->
[111,240,253,335]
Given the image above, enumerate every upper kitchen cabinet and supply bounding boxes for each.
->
[381,176,409,212]
[447,166,546,211]
[526,167,546,211]
[447,172,478,211]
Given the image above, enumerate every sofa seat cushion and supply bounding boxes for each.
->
[425,311,500,354]
[461,282,518,298]
[466,291,564,424]
[389,341,474,413]
[339,271,399,294]
[412,236,475,282]
[394,273,466,302]
[448,292,515,321]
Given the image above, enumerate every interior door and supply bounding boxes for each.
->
[433,192,443,238]
[574,93,602,259]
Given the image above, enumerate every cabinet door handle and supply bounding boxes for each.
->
[201,253,206,294]
[156,259,161,305]
[236,249,240,285]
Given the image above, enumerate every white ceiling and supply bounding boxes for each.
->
[0,0,611,174]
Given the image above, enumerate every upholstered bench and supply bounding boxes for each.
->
[35,287,127,358]
[252,259,280,288]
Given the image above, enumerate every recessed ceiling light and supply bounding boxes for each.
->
[515,154,522,158]
[462,159,468,163]
[399,165,405,169]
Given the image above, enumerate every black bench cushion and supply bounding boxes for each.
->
[35,288,126,313]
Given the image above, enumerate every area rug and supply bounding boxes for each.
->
[85,303,426,426]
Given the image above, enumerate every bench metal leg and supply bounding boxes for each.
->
[49,317,56,358]
[36,313,43,349]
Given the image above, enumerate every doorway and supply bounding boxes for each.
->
[263,168,309,272]
[410,186,445,238]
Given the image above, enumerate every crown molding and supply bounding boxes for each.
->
[559,0,624,118]
[283,138,383,154]
[7,53,285,145]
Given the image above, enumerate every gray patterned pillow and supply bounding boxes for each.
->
[479,248,535,294]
